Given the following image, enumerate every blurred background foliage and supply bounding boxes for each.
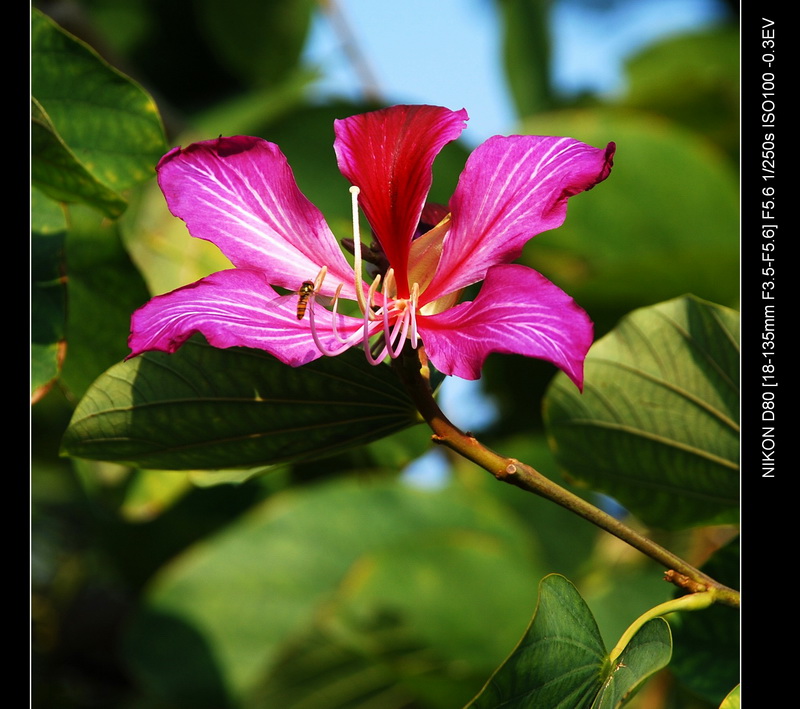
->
[31,0,739,707]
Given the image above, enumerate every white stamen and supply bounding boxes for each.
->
[380,268,395,339]
[327,282,347,343]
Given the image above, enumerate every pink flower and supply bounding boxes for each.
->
[129,105,614,389]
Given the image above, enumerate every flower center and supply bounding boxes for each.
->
[304,186,421,364]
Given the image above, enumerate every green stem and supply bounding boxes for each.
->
[608,592,715,665]
[392,348,739,609]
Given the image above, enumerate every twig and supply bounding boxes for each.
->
[392,347,740,609]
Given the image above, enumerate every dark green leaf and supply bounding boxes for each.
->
[31,8,166,197]
[62,340,419,469]
[468,575,673,709]
[468,574,607,708]
[544,296,739,529]
[196,0,315,88]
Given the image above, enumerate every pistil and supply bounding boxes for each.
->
[349,186,370,316]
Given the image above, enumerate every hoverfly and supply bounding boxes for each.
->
[296,280,315,320]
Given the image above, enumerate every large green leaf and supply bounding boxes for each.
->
[467,574,671,709]
[121,477,544,707]
[62,339,419,469]
[31,8,166,201]
[544,296,739,529]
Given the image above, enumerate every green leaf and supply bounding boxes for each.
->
[622,28,739,158]
[247,620,434,709]
[252,525,545,709]
[590,619,671,709]
[31,8,166,200]
[31,187,67,400]
[719,685,740,709]
[31,98,127,217]
[59,204,154,400]
[544,296,739,529]
[467,574,607,708]
[468,575,672,709]
[62,339,419,469]
[121,477,544,707]
[497,0,554,116]
[196,0,315,88]
[331,531,544,671]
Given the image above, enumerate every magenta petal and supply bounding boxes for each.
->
[423,136,615,303]
[417,264,594,388]
[157,136,356,298]
[128,269,362,366]
[333,105,468,296]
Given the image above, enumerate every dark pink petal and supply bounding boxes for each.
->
[157,136,357,298]
[333,105,468,297]
[417,264,593,388]
[422,137,615,304]
[128,269,364,366]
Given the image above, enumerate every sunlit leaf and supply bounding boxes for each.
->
[251,525,544,709]
[121,477,544,707]
[31,7,165,197]
[719,685,740,709]
[62,339,419,469]
[31,98,127,217]
[544,296,738,529]
[331,531,543,670]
